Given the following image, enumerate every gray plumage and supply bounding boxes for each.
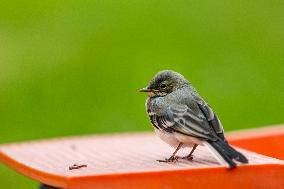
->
[140,70,248,168]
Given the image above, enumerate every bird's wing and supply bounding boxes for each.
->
[157,104,217,140]
[196,101,226,141]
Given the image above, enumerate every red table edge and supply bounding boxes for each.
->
[0,151,68,188]
[66,164,284,189]
[227,124,284,159]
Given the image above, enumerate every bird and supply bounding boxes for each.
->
[139,70,248,168]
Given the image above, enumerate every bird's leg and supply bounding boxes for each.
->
[181,144,198,160]
[157,143,183,162]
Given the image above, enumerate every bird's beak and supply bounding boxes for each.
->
[138,87,153,92]
[139,87,157,97]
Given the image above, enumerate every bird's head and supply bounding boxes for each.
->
[139,70,189,97]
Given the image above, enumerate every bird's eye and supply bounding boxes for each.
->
[160,84,166,89]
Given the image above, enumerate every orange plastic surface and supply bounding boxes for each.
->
[0,125,284,189]
[228,124,284,160]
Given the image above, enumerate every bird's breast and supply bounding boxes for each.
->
[146,97,165,114]
[154,128,203,148]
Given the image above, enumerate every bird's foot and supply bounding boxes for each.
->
[157,156,179,163]
[180,155,194,161]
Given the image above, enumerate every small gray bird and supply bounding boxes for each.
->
[139,70,248,168]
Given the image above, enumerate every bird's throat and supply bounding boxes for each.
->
[147,91,156,97]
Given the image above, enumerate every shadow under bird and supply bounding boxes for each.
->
[139,70,248,168]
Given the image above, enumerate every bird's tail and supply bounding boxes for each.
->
[204,139,248,168]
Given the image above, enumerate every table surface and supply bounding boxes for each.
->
[1,126,284,189]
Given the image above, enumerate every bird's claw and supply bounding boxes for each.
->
[170,155,193,161]
[181,155,193,161]
[157,156,179,163]
[157,155,194,163]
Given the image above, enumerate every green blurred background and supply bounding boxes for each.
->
[0,0,283,188]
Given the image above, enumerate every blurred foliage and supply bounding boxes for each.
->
[0,0,283,188]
